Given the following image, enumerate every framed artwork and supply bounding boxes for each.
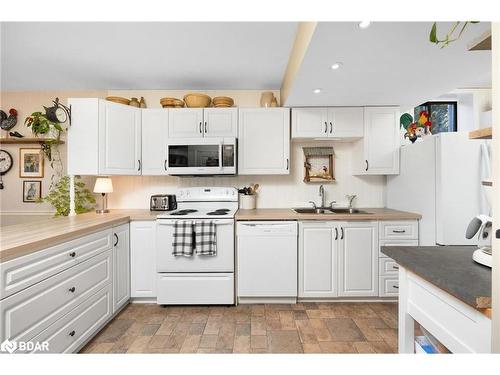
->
[23,181,42,203]
[19,148,44,178]
[303,147,335,183]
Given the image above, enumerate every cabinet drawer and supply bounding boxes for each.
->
[379,276,399,297]
[157,273,234,305]
[21,284,112,353]
[379,221,418,240]
[379,257,399,276]
[379,239,419,258]
[0,250,112,342]
[1,229,112,300]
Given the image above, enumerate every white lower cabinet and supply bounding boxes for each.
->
[299,220,417,300]
[299,222,338,298]
[0,223,132,353]
[112,223,130,312]
[130,221,157,299]
[338,221,378,297]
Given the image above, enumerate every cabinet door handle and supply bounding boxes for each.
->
[392,229,406,233]
[69,287,76,293]
[204,122,208,133]
[114,233,119,247]
[392,285,399,289]
[329,122,333,134]
[286,158,289,170]
[69,251,76,258]
[392,265,399,270]
[334,227,338,240]
[164,160,168,171]
[138,160,141,171]
[365,160,369,171]
[69,330,76,337]
[340,227,344,240]
[199,122,203,134]
[324,122,328,133]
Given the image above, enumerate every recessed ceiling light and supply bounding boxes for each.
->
[313,88,322,94]
[359,21,371,29]
[330,62,343,70]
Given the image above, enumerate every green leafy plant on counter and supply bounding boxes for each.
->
[429,21,479,48]
[41,175,96,216]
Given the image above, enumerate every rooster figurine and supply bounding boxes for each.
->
[0,108,18,131]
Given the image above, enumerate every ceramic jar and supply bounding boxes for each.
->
[260,92,275,108]
[129,97,140,107]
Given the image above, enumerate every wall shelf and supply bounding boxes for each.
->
[469,127,492,139]
[468,30,491,51]
[0,137,65,145]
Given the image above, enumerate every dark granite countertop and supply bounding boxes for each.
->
[381,246,491,310]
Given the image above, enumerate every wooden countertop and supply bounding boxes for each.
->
[235,207,422,221]
[381,246,492,310]
[0,209,156,263]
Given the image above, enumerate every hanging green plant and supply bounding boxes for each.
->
[429,21,480,48]
[24,111,63,161]
[41,175,96,216]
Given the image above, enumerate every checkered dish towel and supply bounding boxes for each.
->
[194,221,217,256]
[172,221,195,257]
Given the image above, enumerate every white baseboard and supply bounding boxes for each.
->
[130,297,157,304]
[238,297,297,304]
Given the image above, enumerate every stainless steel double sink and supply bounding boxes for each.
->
[292,207,372,214]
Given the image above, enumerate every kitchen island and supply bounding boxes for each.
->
[382,245,492,353]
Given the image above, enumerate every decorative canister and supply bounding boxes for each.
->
[139,97,147,108]
[270,97,278,107]
[260,92,275,108]
[129,97,140,107]
[240,194,256,210]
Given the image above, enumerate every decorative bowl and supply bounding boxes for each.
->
[183,93,211,108]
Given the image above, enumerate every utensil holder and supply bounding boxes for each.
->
[240,194,256,210]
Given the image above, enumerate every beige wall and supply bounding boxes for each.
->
[0,91,105,214]
[1,89,386,215]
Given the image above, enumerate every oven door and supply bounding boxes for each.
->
[156,219,234,272]
[166,137,236,175]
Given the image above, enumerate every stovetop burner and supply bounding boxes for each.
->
[206,210,229,216]
[170,209,198,216]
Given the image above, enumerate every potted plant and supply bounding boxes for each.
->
[41,175,96,216]
[24,111,64,160]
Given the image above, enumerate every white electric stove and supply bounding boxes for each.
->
[156,187,238,305]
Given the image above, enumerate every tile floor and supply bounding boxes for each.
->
[81,302,398,354]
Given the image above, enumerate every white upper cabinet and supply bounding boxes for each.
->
[292,107,363,140]
[168,108,204,138]
[353,107,400,175]
[292,108,328,138]
[338,221,378,297]
[99,101,142,175]
[141,109,169,175]
[168,108,237,138]
[68,98,142,176]
[203,108,238,137]
[238,108,290,175]
[329,107,364,138]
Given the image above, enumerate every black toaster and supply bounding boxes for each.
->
[150,194,177,211]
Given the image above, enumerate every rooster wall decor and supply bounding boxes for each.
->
[0,108,18,131]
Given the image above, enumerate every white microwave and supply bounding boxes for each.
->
[166,137,237,175]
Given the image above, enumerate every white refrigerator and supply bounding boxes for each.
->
[386,132,490,246]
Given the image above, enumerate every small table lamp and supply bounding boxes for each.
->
[94,177,113,214]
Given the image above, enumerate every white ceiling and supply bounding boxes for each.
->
[0,22,298,90]
[285,22,492,107]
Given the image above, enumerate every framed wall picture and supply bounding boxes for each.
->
[23,181,42,203]
[19,148,44,178]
